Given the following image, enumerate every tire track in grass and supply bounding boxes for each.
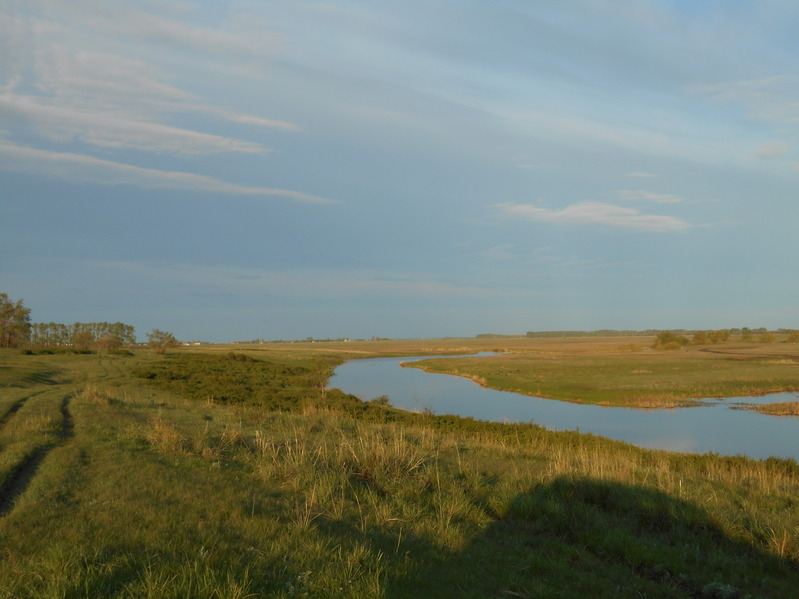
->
[0,392,76,517]
[0,390,49,431]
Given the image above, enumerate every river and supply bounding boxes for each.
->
[331,354,799,462]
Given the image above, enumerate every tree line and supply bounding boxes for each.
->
[1,293,180,353]
[30,321,137,349]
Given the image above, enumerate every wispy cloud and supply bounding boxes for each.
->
[0,142,333,204]
[76,2,282,61]
[481,244,517,261]
[626,171,656,178]
[497,201,690,233]
[0,94,273,155]
[616,190,685,203]
[694,75,799,124]
[754,140,790,158]
[31,258,504,301]
[0,4,299,157]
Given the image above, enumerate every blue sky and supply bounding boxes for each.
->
[2,1,798,341]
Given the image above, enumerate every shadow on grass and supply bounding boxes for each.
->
[379,476,799,599]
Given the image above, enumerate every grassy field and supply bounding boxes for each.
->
[1,342,798,598]
[402,337,799,407]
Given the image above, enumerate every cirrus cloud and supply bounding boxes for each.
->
[0,141,334,204]
[497,201,689,233]
[616,189,685,203]
[754,140,790,158]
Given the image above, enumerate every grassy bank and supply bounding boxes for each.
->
[1,347,798,598]
[734,402,799,417]
[405,340,799,407]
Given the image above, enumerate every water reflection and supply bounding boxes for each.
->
[331,355,799,462]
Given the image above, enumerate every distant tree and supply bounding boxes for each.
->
[72,324,95,350]
[785,330,799,343]
[691,331,709,345]
[147,329,179,354]
[0,293,32,348]
[96,335,123,350]
[653,330,689,350]
[758,332,776,343]
[707,329,730,344]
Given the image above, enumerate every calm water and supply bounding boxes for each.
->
[331,354,799,462]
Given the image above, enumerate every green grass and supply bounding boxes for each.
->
[408,346,799,407]
[1,346,798,598]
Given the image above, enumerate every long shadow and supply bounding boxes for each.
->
[378,476,799,599]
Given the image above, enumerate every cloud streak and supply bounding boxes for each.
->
[754,140,790,158]
[616,190,685,203]
[26,258,504,301]
[0,142,333,204]
[0,94,274,155]
[497,201,689,232]
[0,6,299,160]
[694,75,799,124]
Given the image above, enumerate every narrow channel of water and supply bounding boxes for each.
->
[331,355,799,462]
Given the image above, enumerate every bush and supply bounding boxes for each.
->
[654,331,689,350]
[108,348,135,357]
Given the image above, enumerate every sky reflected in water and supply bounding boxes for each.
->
[331,355,799,462]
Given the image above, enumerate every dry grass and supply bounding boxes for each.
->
[733,401,799,417]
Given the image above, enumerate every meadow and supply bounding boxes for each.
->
[1,338,798,598]
[403,336,799,408]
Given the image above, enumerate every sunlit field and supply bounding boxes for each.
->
[1,339,798,598]
[399,336,799,407]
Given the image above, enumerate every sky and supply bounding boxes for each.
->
[2,1,798,342]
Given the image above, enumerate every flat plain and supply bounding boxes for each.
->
[1,337,798,598]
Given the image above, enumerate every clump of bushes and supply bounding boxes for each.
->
[654,331,689,350]
[691,330,731,345]
[108,348,135,357]
[19,347,97,355]
[133,353,366,414]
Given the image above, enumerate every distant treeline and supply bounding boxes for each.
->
[526,330,671,338]
[30,321,137,348]
[474,328,793,340]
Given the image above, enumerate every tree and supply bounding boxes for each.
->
[96,335,123,350]
[0,293,32,348]
[653,330,689,350]
[72,324,95,350]
[707,329,730,344]
[147,329,179,354]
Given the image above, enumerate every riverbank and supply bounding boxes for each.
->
[734,401,799,416]
[402,341,799,408]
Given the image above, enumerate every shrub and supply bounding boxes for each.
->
[654,331,689,350]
